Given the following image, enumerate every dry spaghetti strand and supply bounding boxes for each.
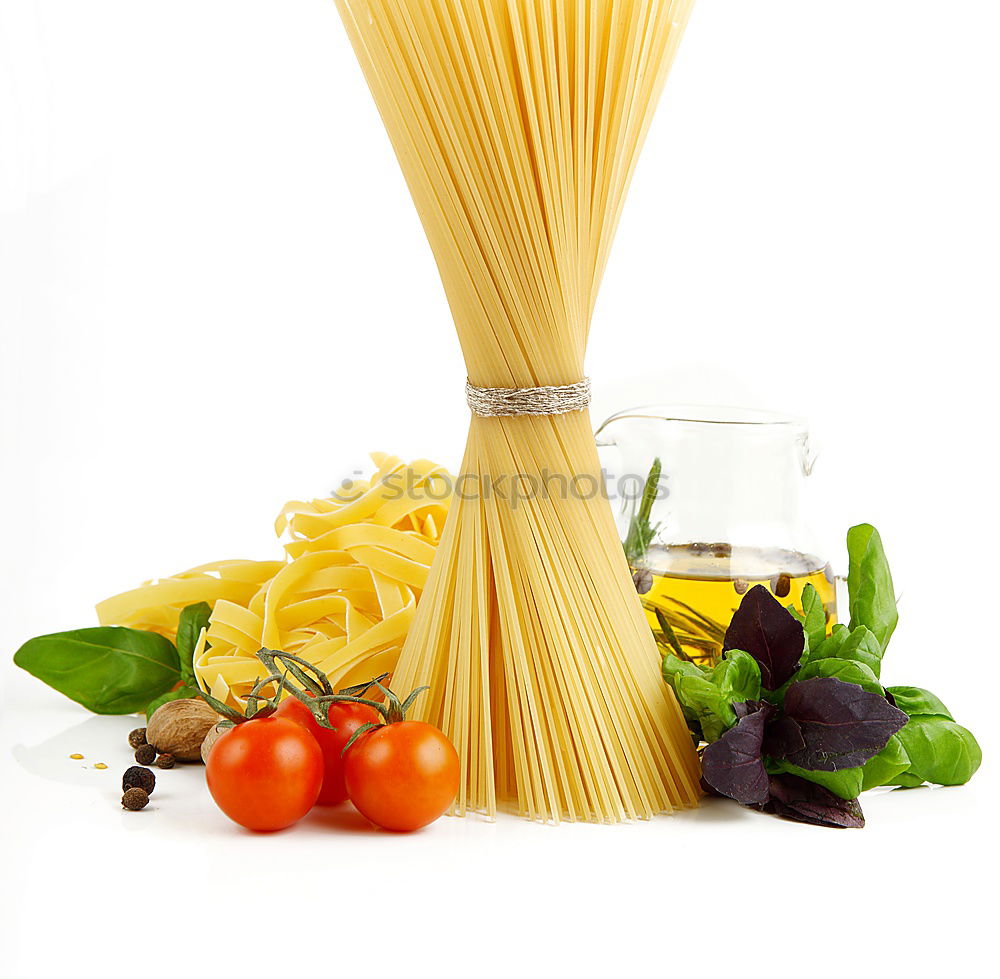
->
[335,0,701,821]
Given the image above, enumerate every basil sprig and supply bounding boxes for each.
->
[662,524,983,827]
[13,601,212,716]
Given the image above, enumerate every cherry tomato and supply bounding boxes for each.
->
[206,716,323,832]
[344,720,460,832]
[275,695,381,806]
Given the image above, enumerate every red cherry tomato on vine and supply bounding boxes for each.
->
[344,720,460,832]
[206,717,323,832]
[275,695,381,806]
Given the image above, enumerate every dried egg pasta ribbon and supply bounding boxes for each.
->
[98,456,452,710]
[191,456,451,708]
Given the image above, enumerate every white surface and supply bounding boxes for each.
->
[2,2,998,976]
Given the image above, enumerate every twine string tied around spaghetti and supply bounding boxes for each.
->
[465,378,592,417]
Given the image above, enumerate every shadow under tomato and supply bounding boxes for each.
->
[303,802,382,835]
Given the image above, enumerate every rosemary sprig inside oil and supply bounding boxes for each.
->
[623,457,661,565]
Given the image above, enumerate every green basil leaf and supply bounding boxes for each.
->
[835,626,883,679]
[886,685,953,720]
[767,759,863,801]
[808,623,849,663]
[678,682,736,743]
[796,584,828,654]
[711,649,762,705]
[894,716,982,786]
[662,655,735,743]
[886,772,926,789]
[146,685,204,720]
[176,602,211,687]
[793,656,883,695]
[663,655,706,728]
[846,524,898,653]
[14,627,180,714]
[662,655,706,684]
[808,624,882,677]
[860,734,911,791]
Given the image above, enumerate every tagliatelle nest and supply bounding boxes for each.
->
[99,454,453,708]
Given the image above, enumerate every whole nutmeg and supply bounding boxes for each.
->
[146,698,221,762]
[200,723,228,764]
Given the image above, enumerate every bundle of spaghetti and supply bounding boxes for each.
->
[334,0,701,821]
[97,455,453,708]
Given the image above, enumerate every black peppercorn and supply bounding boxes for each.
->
[134,744,156,765]
[122,765,155,795]
[156,753,175,770]
[127,727,147,749]
[771,573,792,598]
[122,787,149,811]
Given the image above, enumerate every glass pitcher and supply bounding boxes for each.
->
[595,404,836,666]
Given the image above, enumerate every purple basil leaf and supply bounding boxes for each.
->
[733,699,768,720]
[723,585,804,690]
[701,702,775,805]
[762,774,866,829]
[763,714,806,757]
[778,677,909,771]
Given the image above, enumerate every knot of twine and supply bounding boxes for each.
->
[465,378,592,417]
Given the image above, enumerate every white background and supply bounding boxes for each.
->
[1,1,997,976]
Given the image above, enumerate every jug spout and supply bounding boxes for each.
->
[593,417,617,449]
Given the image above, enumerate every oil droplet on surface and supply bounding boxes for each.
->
[69,753,84,760]
[93,763,108,770]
